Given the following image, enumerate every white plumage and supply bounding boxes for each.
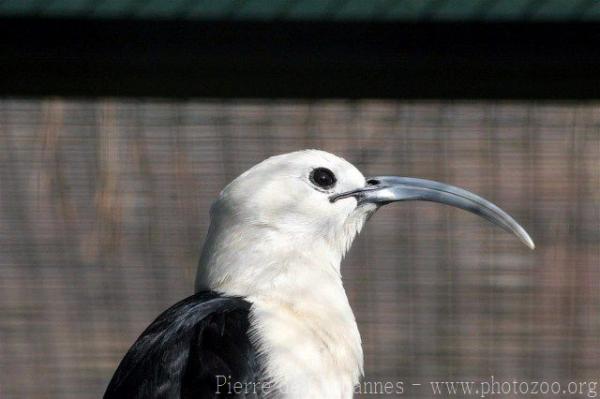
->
[193,149,532,398]
[196,150,372,397]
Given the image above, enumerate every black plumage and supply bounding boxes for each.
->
[104,291,262,399]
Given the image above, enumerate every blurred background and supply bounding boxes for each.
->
[1,2,600,399]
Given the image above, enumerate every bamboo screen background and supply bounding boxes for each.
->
[0,99,598,398]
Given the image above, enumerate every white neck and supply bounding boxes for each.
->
[195,213,368,398]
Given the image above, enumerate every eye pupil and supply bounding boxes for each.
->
[310,167,336,189]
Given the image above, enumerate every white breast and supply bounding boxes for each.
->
[248,290,363,399]
[195,171,372,398]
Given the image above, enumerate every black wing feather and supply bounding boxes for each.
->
[104,291,261,399]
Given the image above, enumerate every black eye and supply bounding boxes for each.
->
[310,167,336,189]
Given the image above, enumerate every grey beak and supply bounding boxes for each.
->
[331,176,534,249]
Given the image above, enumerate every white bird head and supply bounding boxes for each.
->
[194,149,534,397]
[195,149,533,298]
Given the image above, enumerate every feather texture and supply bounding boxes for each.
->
[104,291,262,399]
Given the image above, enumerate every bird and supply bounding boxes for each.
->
[104,149,534,399]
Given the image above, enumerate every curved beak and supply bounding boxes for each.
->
[331,176,534,249]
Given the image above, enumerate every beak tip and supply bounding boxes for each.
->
[523,235,535,250]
